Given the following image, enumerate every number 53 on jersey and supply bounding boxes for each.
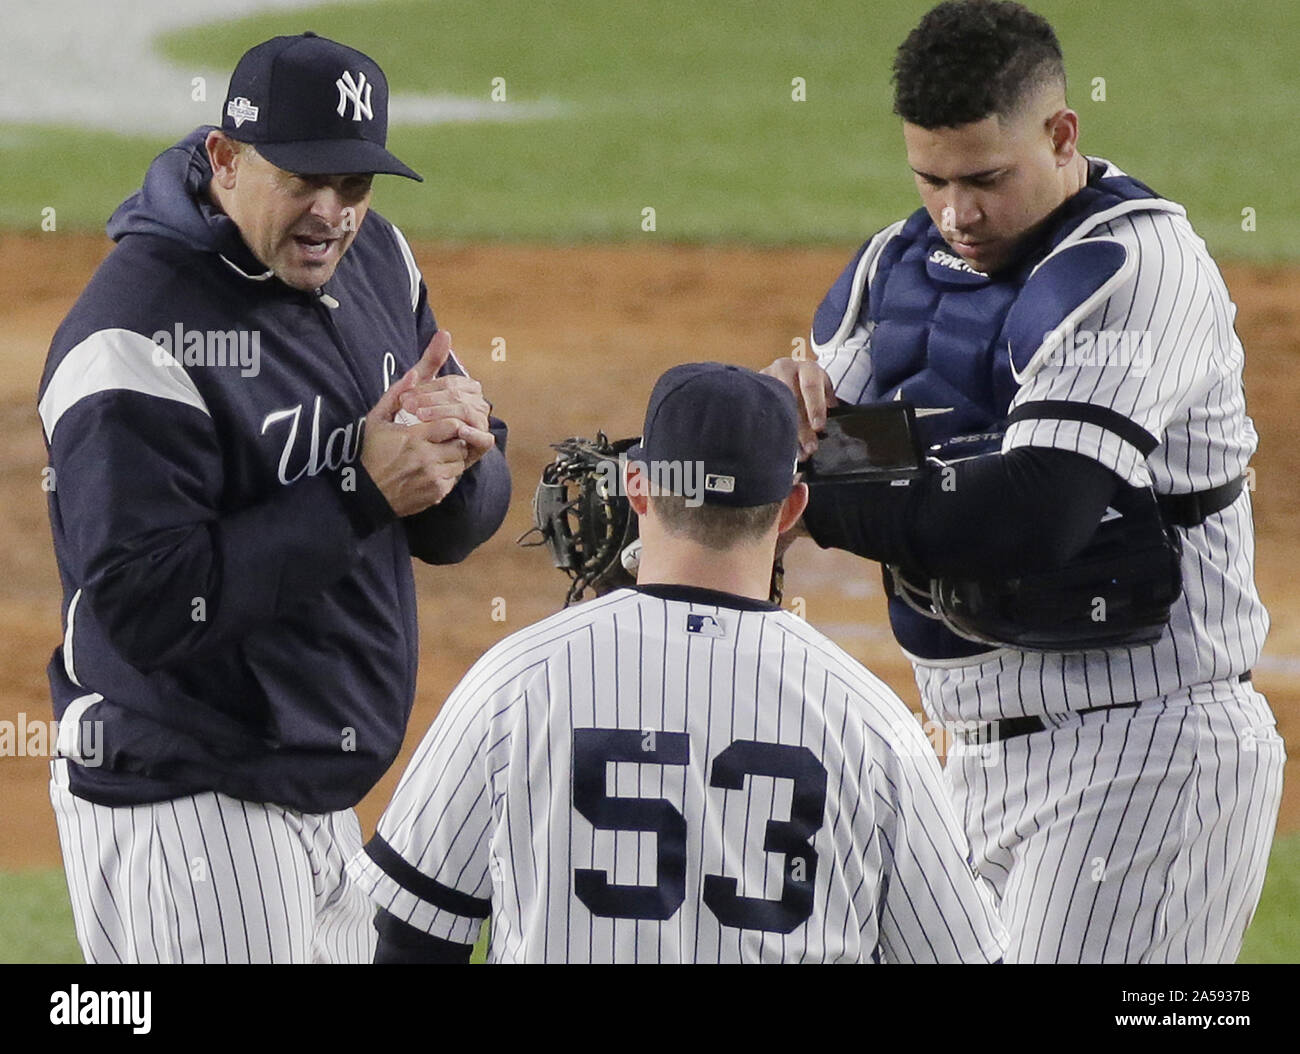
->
[573,728,827,934]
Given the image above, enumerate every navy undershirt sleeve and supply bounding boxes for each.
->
[372,908,474,964]
[802,447,1122,578]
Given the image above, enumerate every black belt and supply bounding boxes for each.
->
[956,672,1252,743]
[1157,476,1246,528]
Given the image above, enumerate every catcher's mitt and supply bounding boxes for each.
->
[520,433,788,608]
[518,434,641,606]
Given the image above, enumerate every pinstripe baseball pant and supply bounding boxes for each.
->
[50,760,377,964]
[938,680,1285,963]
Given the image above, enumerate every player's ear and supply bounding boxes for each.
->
[1046,108,1079,164]
[206,131,241,189]
[777,482,809,534]
[624,459,649,516]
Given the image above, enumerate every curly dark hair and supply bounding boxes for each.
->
[893,1,1065,128]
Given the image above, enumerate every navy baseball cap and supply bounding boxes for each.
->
[628,363,800,507]
[221,32,422,181]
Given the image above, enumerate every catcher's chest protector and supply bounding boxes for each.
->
[816,164,1176,660]
[843,164,1167,453]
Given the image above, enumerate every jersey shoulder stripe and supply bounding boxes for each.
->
[39,327,210,442]
[385,222,422,314]
[364,834,491,918]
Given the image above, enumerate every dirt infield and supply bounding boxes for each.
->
[1,232,1296,869]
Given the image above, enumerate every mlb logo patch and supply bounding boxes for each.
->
[686,613,726,638]
[704,474,734,494]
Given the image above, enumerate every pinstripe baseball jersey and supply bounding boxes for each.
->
[814,157,1267,723]
[349,584,1008,963]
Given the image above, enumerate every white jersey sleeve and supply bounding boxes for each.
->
[1004,203,1255,496]
[346,649,506,947]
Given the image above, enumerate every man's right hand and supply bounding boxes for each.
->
[361,334,478,517]
[395,331,496,473]
[761,357,838,458]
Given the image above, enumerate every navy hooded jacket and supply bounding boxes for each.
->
[37,127,511,812]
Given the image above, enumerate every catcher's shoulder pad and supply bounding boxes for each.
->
[1006,238,1136,383]
[811,220,906,354]
[812,241,872,349]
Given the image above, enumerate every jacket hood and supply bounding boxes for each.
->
[106,126,258,268]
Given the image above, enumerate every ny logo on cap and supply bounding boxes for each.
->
[335,70,373,121]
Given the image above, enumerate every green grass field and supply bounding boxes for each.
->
[3,832,1295,962]
[1236,833,1300,965]
[1,0,1296,255]
[0,868,492,963]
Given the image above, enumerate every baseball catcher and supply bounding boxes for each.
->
[760,0,1282,965]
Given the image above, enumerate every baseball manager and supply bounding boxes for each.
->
[766,1,1284,962]
[38,33,510,963]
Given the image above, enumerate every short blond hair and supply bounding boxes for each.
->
[648,495,782,550]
